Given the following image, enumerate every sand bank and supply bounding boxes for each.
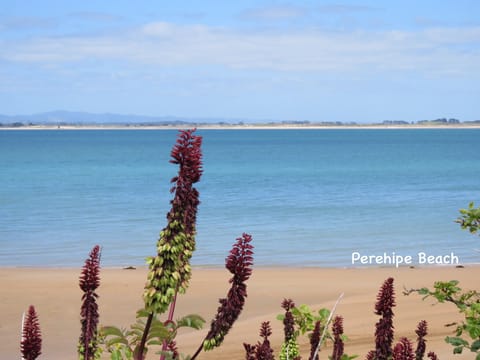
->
[1,123,480,130]
[1,266,478,359]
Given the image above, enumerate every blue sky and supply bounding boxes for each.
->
[1,1,479,122]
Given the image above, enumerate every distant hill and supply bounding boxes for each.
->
[1,111,478,127]
[0,110,252,125]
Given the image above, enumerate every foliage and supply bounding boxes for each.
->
[100,310,205,360]
[405,280,480,357]
[246,295,356,360]
[404,203,480,358]
[78,245,102,360]
[21,305,42,360]
[456,202,480,236]
[277,303,332,338]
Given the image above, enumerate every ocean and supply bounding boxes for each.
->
[1,128,479,268]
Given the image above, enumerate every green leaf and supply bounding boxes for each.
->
[471,339,480,352]
[177,314,205,330]
[469,326,480,339]
[318,308,330,319]
[136,309,152,318]
[147,340,165,346]
[111,349,122,360]
[101,326,126,338]
[454,346,464,354]
[147,327,171,341]
[106,337,129,348]
[418,288,430,295]
[446,336,469,346]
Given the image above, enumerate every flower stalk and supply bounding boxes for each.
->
[415,320,428,360]
[244,321,275,360]
[192,233,254,359]
[144,129,203,316]
[140,129,202,360]
[21,305,42,360]
[371,277,396,360]
[331,315,345,360]
[78,245,101,360]
[393,337,415,360]
[280,299,299,360]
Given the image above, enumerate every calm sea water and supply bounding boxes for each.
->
[0,129,479,268]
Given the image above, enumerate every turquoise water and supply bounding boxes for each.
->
[0,129,479,267]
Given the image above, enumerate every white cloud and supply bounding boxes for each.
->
[0,16,57,31]
[2,21,479,77]
[241,5,307,21]
[317,4,380,14]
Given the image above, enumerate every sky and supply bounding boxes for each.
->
[1,1,479,123]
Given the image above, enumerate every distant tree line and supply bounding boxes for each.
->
[1,118,480,128]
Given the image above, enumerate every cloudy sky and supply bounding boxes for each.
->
[1,1,479,122]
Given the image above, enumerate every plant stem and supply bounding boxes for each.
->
[136,313,154,360]
[21,311,25,360]
[312,292,344,360]
[190,342,203,360]
[159,290,179,360]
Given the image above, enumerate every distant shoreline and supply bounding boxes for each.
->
[2,123,480,130]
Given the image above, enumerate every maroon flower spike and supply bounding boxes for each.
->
[21,305,42,360]
[166,340,179,360]
[373,277,396,360]
[426,352,439,360]
[415,320,428,360]
[256,321,275,360]
[202,233,254,348]
[244,343,257,360]
[331,315,345,360]
[167,129,203,289]
[308,321,321,360]
[281,298,296,342]
[260,320,272,339]
[393,337,415,360]
[242,322,274,360]
[78,245,101,360]
[168,128,203,236]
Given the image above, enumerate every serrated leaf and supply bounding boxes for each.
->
[148,328,171,341]
[106,337,129,347]
[177,314,205,329]
[136,309,152,318]
[101,326,125,338]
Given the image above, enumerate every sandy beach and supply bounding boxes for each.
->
[1,266,478,359]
